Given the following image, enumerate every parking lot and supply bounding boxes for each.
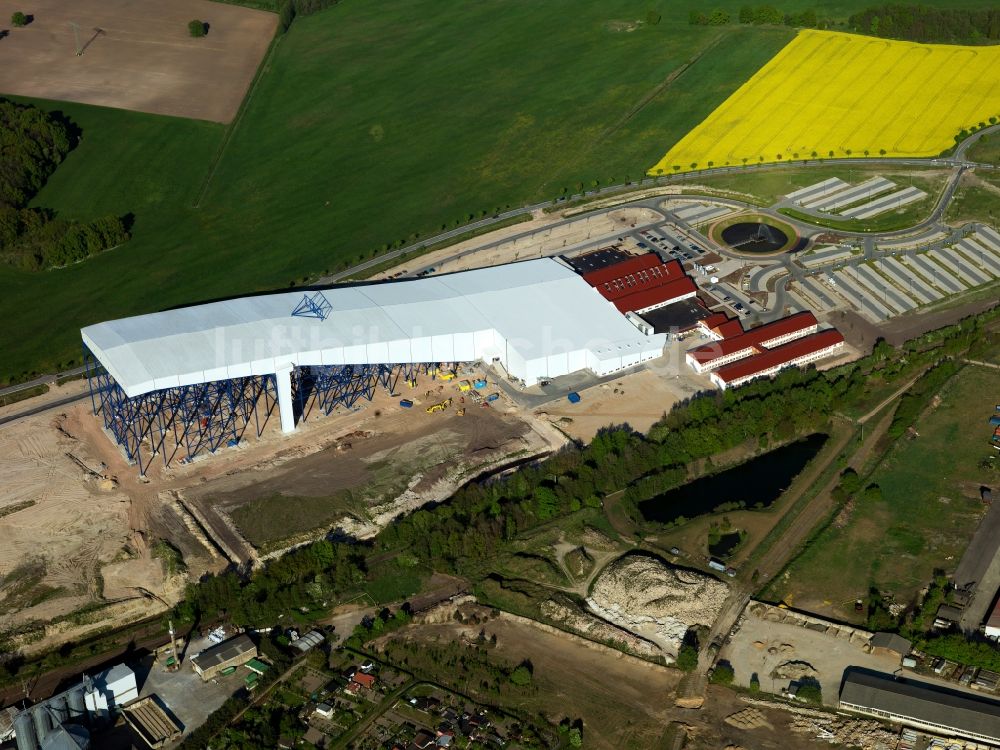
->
[136,633,247,737]
[793,228,1000,323]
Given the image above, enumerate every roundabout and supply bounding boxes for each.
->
[708,213,806,256]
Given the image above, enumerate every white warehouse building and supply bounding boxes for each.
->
[81,259,665,468]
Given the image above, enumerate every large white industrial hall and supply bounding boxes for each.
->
[81,258,665,472]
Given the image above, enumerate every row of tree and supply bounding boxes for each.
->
[849,4,1000,43]
[0,99,130,270]
[170,305,1000,638]
[689,6,821,27]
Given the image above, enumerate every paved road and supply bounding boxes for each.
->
[7,126,999,413]
[0,364,86,398]
[0,391,89,426]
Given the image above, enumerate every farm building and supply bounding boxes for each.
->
[840,669,1000,744]
[81,259,665,472]
[190,635,257,681]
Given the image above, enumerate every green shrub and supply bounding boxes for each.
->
[710,662,734,685]
[188,19,205,37]
[11,12,27,26]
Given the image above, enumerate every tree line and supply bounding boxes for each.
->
[849,4,1000,43]
[165,304,999,638]
[690,6,822,27]
[0,99,130,271]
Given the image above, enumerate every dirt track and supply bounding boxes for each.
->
[0,0,276,122]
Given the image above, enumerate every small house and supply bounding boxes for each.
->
[870,632,912,657]
[315,703,334,720]
[352,672,376,690]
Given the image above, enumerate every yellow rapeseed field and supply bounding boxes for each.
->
[650,30,1000,175]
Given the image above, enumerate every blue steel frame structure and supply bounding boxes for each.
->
[83,343,436,475]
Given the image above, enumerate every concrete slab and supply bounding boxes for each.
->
[854,264,914,312]
[137,633,247,738]
[910,253,967,294]
[786,177,849,204]
[931,247,990,287]
[798,276,838,310]
[879,257,938,304]
[827,270,891,321]
[841,186,927,219]
[959,238,1000,278]
[809,177,895,212]
[721,605,901,706]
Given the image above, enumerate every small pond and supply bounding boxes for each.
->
[639,433,828,524]
[721,221,789,253]
[708,531,743,559]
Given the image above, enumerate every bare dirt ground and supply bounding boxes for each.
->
[181,376,564,557]
[536,369,680,442]
[0,385,185,655]
[0,369,563,656]
[370,207,664,280]
[380,604,877,750]
[0,0,276,122]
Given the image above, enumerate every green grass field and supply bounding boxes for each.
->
[967,133,1000,165]
[1,0,991,381]
[679,164,949,207]
[0,1,796,381]
[945,172,1000,226]
[765,364,997,620]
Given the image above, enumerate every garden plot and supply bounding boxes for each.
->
[929,247,991,287]
[806,177,895,211]
[786,177,849,204]
[840,187,927,219]
[827,271,892,321]
[878,257,940,304]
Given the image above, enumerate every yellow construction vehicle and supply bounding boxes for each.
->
[457,408,466,416]
[437,371,456,381]
[458,380,472,392]
[426,398,453,414]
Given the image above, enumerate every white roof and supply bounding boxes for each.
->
[82,259,661,397]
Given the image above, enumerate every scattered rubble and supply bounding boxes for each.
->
[587,555,728,655]
[724,708,773,730]
[539,599,662,659]
[773,660,817,680]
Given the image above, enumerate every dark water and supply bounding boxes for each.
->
[708,531,743,559]
[721,221,789,253]
[639,433,828,524]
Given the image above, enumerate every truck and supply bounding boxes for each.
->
[567,391,581,404]
[473,378,488,389]
[399,399,413,408]
[485,393,499,403]
[426,398,452,413]
[708,558,727,573]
